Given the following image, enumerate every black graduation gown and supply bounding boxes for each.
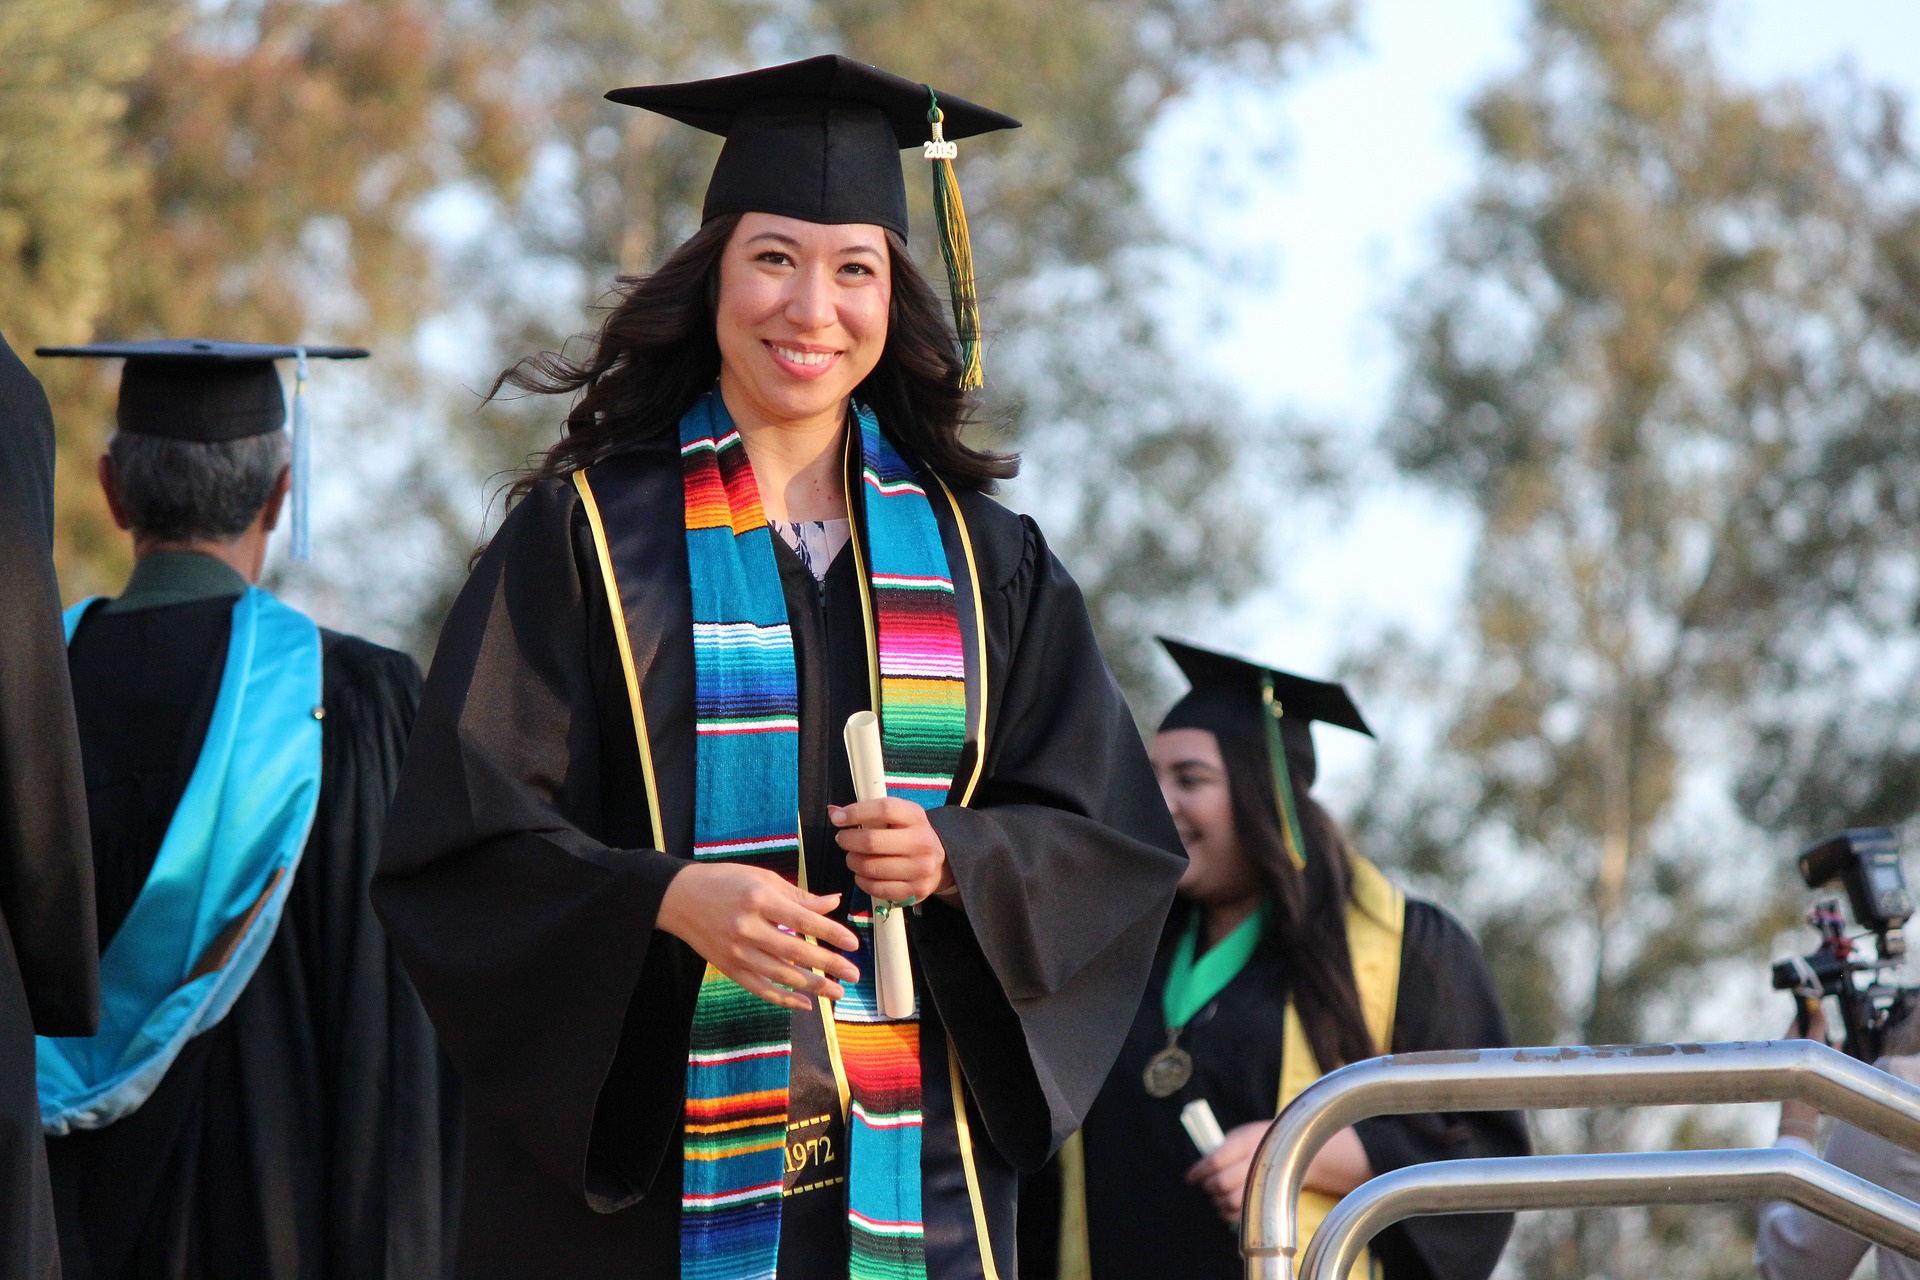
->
[1026,899,1529,1280]
[370,443,1187,1279]
[0,333,99,1280]
[49,595,461,1280]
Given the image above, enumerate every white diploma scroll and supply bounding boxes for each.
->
[843,711,916,1020]
[1180,1098,1227,1156]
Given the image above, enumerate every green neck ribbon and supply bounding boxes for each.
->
[1262,673,1310,871]
[1162,903,1268,1032]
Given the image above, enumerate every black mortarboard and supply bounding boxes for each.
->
[607,55,1017,236]
[1158,638,1373,871]
[35,340,367,442]
[1159,638,1371,791]
[607,55,1019,389]
[36,339,368,560]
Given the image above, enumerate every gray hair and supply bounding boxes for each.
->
[107,430,291,542]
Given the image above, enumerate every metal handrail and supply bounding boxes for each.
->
[1243,1040,1920,1280]
[1299,1147,1920,1280]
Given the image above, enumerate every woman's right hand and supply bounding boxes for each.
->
[657,863,861,1011]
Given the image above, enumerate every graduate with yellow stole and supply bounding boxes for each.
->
[1025,640,1529,1280]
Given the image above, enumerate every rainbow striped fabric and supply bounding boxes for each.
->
[679,392,800,1280]
[835,402,968,1279]
[857,401,969,809]
[676,393,967,1280]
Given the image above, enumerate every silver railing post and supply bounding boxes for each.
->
[1242,1040,1920,1280]
[1300,1148,1920,1280]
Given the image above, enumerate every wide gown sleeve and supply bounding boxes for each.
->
[0,332,98,1036]
[371,479,686,1206]
[1353,900,1531,1280]
[920,511,1187,1173]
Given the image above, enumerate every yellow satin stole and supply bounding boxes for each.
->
[1280,853,1405,1280]
[1054,853,1405,1280]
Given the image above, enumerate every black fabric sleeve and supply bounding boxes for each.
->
[299,635,461,1276]
[920,512,1186,1174]
[371,480,687,1206]
[0,332,98,1036]
[1354,900,1530,1280]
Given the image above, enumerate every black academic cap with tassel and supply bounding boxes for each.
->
[1157,638,1374,872]
[36,339,367,561]
[606,55,1019,389]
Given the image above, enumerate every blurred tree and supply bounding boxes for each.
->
[1732,102,1920,849]
[0,0,163,591]
[0,0,160,348]
[10,0,526,601]
[402,0,1349,693]
[1359,0,1920,1274]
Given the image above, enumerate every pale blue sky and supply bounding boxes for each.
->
[1139,0,1920,787]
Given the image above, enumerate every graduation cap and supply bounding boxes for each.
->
[1158,638,1373,871]
[607,55,1020,390]
[36,339,368,562]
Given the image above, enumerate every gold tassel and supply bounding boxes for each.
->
[925,93,984,391]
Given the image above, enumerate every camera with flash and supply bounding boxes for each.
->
[1771,828,1919,1063]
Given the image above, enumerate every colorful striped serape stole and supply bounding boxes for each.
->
[679,391,800,1280]
[833,404,968,1279]
[675,392,968,1280]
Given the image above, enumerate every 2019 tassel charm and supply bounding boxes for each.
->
[925,91,984,391]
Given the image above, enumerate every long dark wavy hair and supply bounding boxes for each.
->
[495,212,1016,503]
[1209,715,1377,1075]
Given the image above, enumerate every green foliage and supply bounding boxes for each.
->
[0,0,166,589]
[0,0,160,347]
[1364,0,1920,1273]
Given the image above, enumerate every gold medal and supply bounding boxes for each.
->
[1146,903,1265,1100]
[1142,1039,1194,1098]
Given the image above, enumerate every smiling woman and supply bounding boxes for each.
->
[373,54,1188,1280]
[721,221,887,392]
[713,216,890,524]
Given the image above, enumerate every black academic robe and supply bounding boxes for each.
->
[0,332,99,1280]
[1024,898,1529,1280]
[49,603,460,1280]
[371,442,1187,1279]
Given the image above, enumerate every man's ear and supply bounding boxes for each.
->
[97,453,134,532]
[258,464,292,534]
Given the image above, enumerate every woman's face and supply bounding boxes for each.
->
[1152,727,1265,907]
[714,212,892,431]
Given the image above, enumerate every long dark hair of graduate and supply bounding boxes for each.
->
[1212,717,1377,1074]
[496,211,1016,502]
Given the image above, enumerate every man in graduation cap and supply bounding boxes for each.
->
[33,340,460,1280]
[1023,640,1529,1280]
[0,331,101,1279]
[373,55,1186,1280]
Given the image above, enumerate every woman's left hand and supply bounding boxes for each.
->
[1186,1120,1268,1226]
[831,798,953,905]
